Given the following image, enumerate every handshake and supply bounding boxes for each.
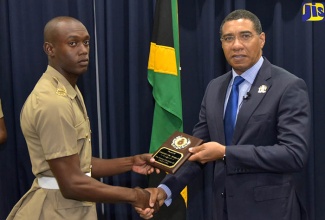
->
[131,136,225,218]
[132,187,167,219]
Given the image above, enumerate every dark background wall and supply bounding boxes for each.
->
[0,0,323,219]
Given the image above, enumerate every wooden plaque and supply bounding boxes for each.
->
[152,131,203,174]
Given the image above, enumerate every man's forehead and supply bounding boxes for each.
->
[65,32,90,40]
[224,18,253,27]
[55,22,89,38]
[222,19,254,33]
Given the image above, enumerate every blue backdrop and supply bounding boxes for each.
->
[0,0,323,219]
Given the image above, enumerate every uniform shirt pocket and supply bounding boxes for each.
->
[75,119,90,151]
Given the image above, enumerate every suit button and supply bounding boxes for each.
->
[221,192,225,198]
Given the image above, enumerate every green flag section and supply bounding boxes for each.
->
[148,1,187,219]
[148,0,182,154]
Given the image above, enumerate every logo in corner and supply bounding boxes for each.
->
[302,2,325,21]
[171,135,191,150]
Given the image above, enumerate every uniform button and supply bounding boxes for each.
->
[221,192,225,198]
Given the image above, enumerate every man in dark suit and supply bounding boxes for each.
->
[136,9,311,220]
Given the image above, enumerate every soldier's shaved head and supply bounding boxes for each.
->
[44,16,85,44]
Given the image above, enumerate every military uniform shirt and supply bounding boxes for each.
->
[7,66,97,220]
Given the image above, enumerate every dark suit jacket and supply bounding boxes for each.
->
[161,58,311,220]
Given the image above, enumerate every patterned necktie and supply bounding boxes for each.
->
[224,76,245,145]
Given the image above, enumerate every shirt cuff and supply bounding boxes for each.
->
[158,184,172,206]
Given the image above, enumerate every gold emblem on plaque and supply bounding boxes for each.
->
[171,135,191,150]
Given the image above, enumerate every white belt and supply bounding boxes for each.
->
[38,172,91,189]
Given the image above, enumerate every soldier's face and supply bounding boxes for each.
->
[52,21,90,77]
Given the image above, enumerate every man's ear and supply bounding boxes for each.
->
[43,42,54,56]
[259,32,266,49]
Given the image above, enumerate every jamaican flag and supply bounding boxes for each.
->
[148,0,186,219]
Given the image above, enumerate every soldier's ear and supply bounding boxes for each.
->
[43,42,54,56]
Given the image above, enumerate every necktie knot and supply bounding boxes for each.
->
[233,76,245,87]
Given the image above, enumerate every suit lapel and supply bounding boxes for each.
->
[215,73,232,144]
[234,58,273,143]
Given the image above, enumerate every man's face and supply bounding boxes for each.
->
[52,21,90,77]
[220,19,265,74]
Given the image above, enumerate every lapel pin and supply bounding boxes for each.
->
[258,85,267,93]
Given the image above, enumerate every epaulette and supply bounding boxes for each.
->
[52,76,67,97]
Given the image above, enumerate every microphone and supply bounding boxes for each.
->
[243,92,251,100]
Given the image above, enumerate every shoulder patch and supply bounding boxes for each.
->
[52,76,67,97]
[56,88,67,97]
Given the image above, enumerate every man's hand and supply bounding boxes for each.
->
[188,142,225,164]
[132,187,155,209]
[134,187,167,219]
[132,154,160,175]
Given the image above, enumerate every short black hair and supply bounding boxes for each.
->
[219,9,263,37]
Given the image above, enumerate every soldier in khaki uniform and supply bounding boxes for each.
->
[0,99,7,144]
[7,16,158,220]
